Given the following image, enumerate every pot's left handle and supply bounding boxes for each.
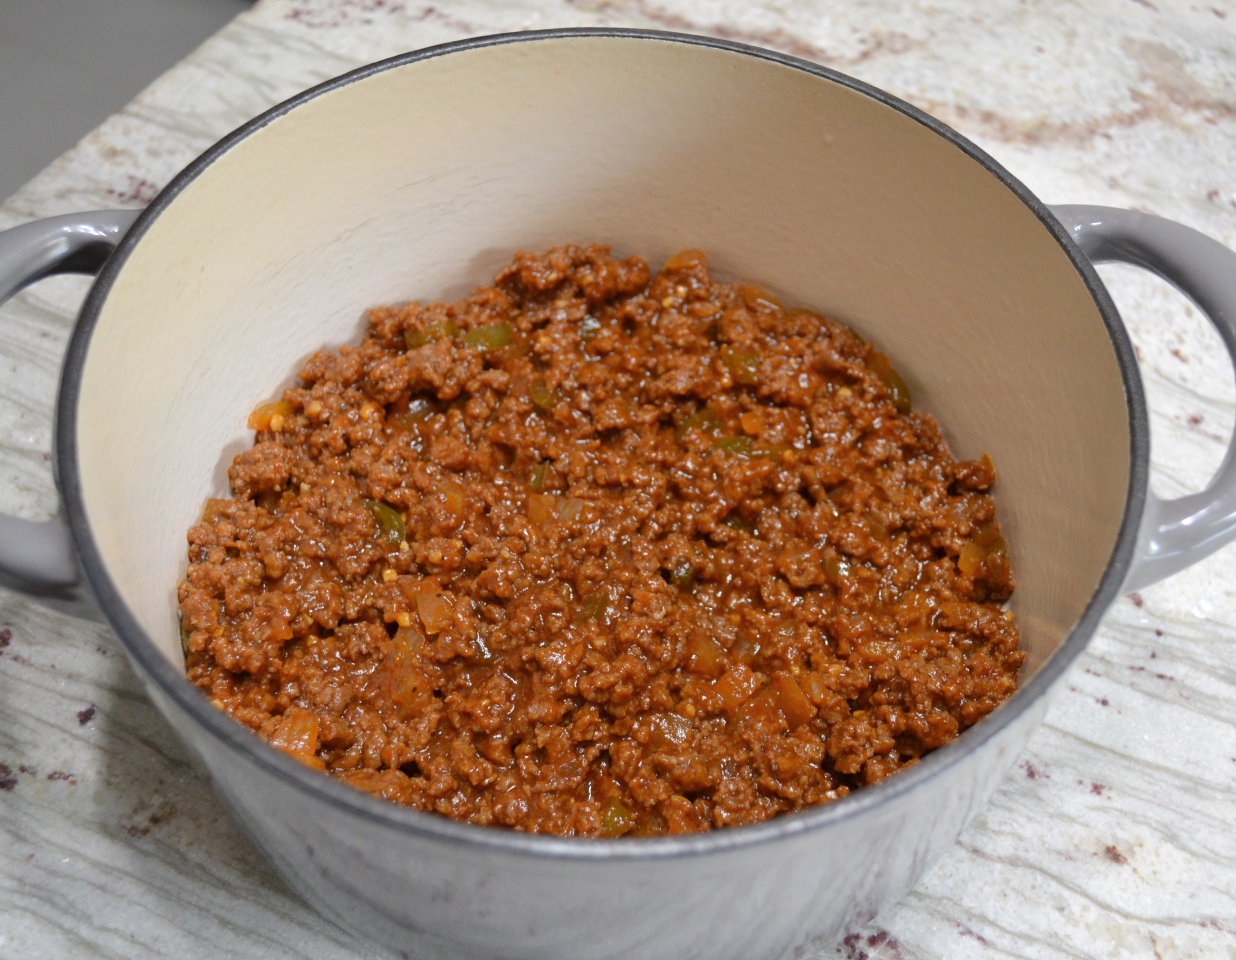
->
[0,210,141,615]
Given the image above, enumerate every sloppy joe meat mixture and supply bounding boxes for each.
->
[178,245,1023,837]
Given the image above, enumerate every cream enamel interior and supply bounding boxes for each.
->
[77,36,1129,680]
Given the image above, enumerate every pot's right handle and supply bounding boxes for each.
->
[0,210,140,608]
[1053,204,1236,593]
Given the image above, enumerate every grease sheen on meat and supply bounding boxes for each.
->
[178,246,1023,836]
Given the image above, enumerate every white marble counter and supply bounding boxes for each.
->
[2,2,1235,957]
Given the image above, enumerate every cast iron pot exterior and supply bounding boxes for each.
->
[5,29,1236,960]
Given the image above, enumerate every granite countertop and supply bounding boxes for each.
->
[2,2,1235,957]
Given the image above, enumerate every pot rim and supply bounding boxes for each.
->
[56,27,1148,861]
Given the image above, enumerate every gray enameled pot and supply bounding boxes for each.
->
[3,29,1236,960]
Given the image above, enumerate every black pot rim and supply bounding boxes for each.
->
[56,26,1147,861]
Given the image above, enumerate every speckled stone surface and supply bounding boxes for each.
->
[2,2,1236,958]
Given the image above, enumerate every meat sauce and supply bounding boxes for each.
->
[178,245,1023,836]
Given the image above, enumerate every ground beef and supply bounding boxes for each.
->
[178,245,1023,837]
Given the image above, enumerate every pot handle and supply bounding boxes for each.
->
[1053,204,1236,592]
[0,210,140,608]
